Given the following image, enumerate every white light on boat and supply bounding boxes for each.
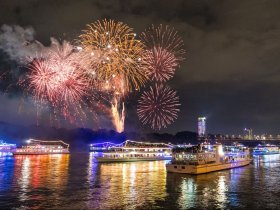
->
[217,145,224,156]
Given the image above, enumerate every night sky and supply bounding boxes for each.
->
[0,0,280,135]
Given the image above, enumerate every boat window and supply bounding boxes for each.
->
[182,166,185,169]
[174,166,177,168]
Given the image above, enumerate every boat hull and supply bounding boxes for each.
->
[166,160,251,174]
[96,156,171,163]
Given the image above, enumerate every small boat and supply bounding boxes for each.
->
[166,143,251,174]
[253,144,279,155]
[95,140,172,162]
[13,139,70,155]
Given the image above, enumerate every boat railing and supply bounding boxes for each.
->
[170,160,218,166]
[102,150,171,154]
[103,148,171,152]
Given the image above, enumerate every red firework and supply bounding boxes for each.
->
[146,47,177,82]
[28,58,89,106]
[27,43,92,123]
[141,25,185,82]
[137,84,180,130]
[49,62,89,106]
[27,58,58,103]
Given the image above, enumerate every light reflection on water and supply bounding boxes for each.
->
[0,153,280,209]
[87,153,167,209]
[14,154,70,189]
[0,154,69,209]
[254,153,280,167]
[19,157,30,202]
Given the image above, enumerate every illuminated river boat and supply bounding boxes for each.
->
[0,141,16,153]
[253,144,279,155]
[13,139,70,155]
[0,141,16,156]
[89,142,118,152]
[95,140,173,162]
[166,143,251,174]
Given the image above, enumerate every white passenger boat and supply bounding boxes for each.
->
[95,140,172,162]
[253,144,279,155]
[166,143,251,174]
[13,139,70,155]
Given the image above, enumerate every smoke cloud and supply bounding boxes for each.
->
[0,24,72,64]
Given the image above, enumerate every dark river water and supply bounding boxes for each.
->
[0,153,280,209]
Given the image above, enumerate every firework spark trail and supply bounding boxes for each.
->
[141,24,185,82]
[109,75,127,132]
[137,84,180,130]
[111,97,125,133]
[100,74,127,132]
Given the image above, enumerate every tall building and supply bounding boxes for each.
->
[244,128,253,140]
[198,117,206,137]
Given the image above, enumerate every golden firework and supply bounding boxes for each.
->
[79,19,148,93]
[79,19,133,47]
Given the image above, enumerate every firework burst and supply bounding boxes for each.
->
[20,20,185,132]
[79,19,133,48]
[146,47,177,82]
[137,84,180,130]
[141,25,185,82]
[79,19,148,92]
[28,49,90,105]
[26,41,93,123]
[27,58,58,103]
